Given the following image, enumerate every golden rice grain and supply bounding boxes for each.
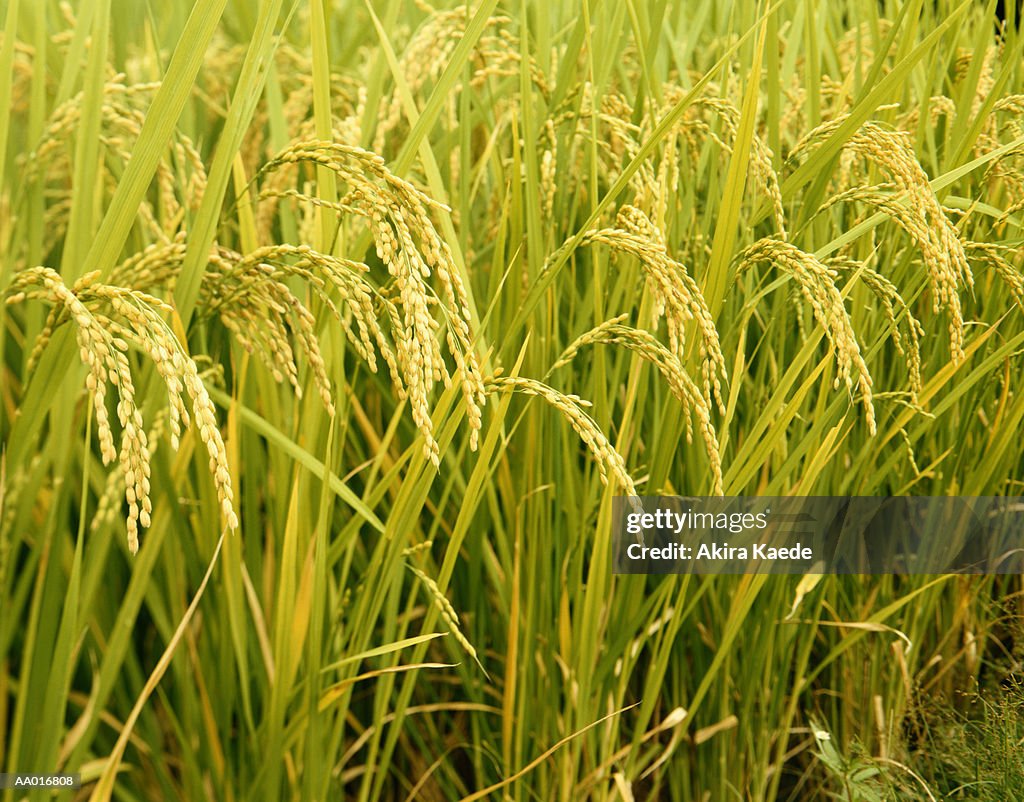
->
[485,375,639,498]
[554,316,724,495]
[582,206,727,415]
[408,564,483,671]
[5,268,239,552]
[739,239,876,434]
[260,140,485,463]
[793,120,970,360]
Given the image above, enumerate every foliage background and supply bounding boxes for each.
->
[1,0,1023,799]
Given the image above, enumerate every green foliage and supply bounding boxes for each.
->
[813,679,1024,801]
[0,1,1023,800]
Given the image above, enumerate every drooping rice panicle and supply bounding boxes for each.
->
[25,78,205,240]
[373,4,547,154]
[484,375,639,498]
[5,268,239,553]
[738,238,876,434]
[108,239,407,421]
[408,563,483,671]
[259,140,485,462]
[827,257,925,400]
[791,118,970,361]
[582,205,727,415]
[965,241,1024,313]
[553,316,724,495]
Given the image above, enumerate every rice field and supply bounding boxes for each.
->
[1,0,1024,799]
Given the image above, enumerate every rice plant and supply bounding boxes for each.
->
[1,0,1024,800]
